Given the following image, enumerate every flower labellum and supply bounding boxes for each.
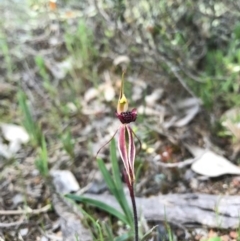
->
[115,109,137,124]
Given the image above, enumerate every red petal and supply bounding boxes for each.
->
[118,125,130,176]
[126,125,136,180]
[118,125,136,183]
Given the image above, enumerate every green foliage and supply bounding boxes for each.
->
[66,197,105,241]
[64,19,96,69]
[61,129,75,159]
[68,194,130,225]
[67,139,135,240]
[35,136,49,177]
[109,139,134,225]
[18,91,43,147]
[63,18,98,93]
[0,35,13,79]
[141,225,158,241]
[67,139,157,240]
[18,90,49,177]
[206,238,221,241]
[166,223,174,241]
[35,55,56,96]
[190,22,240,109]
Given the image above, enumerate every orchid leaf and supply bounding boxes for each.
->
[110,139,122,188]
[66,194,128,224]
[98,156,133,226]
[110,139,133,226]
[97,158,117,197]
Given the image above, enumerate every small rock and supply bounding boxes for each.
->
[231,176,240,188]
[40,236,48,241]
[0,124,30,158]
[208,229,218,238]
[86,181,107,194]
[194,228,208,237]
[184,169,195,181]
[84,87,98,103]
[220,235,229,241]
[229,231,238,239]
[1,124,29,144]
[103,84,115,102]
[190,178,199,190]
[145,88,163,106]
[19,228,28,236]
[113,55,130,66]
[12,194,24,206]
[50,170,80,194]
[177,182,187,193]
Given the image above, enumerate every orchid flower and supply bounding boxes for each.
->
[97,74,140,185]
[96,74,141,241]
[115,77,139,185]
[114,75,141,241]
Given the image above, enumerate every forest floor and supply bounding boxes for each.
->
[0,1,240,241]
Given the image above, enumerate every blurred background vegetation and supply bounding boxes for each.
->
[1,0,240,110]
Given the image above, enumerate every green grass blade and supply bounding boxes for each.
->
[35,136,48,177]
[66,196,101,240]
[103,221,115,241]
[110,139,123,189]
[18,91,42,146]
[141,225,158,241]
[97,158,118,197]
[97,158,132,224]
[114,232,133,241]
[66,194,128,224]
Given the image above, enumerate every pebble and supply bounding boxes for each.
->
[229,231,238,239]
[190,178,199,190]
[184,169,195,181]
[50,170,80,194]
[12,193,24,206]
[19,228,28,236]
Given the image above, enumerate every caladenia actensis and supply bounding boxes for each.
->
[97,74,141,241]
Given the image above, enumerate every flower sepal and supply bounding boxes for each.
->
[118,124,136,184]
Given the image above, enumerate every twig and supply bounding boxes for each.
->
[0,204,51,215]
[93,0,112,23]
[0,220,25,228]
[0,214,26,229]
[153,152,205,169]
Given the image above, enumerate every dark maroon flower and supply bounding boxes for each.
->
[115,108,137,124]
